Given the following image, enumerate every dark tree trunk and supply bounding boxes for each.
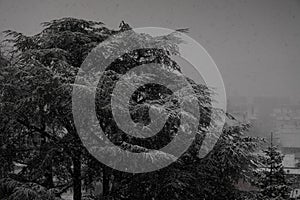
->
[102,166,111,197]
[40,135,54,188]
[73,154,82,200]
[44,163,54,188]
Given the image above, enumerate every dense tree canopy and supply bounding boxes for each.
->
[0,18,263,200]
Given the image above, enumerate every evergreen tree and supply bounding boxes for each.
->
[0,17,263,200]
[255,143,290,200]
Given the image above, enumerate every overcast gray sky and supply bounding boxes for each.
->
[1,0,300,102]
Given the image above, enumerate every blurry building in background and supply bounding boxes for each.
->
[270,104,300,199]
[228,95,300,197]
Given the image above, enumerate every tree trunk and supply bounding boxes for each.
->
[40,135,54,188]
[102,166,111,197]
[73,154,82,200]
[44,163,54,188]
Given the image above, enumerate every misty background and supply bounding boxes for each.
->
[1,0,299,102]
